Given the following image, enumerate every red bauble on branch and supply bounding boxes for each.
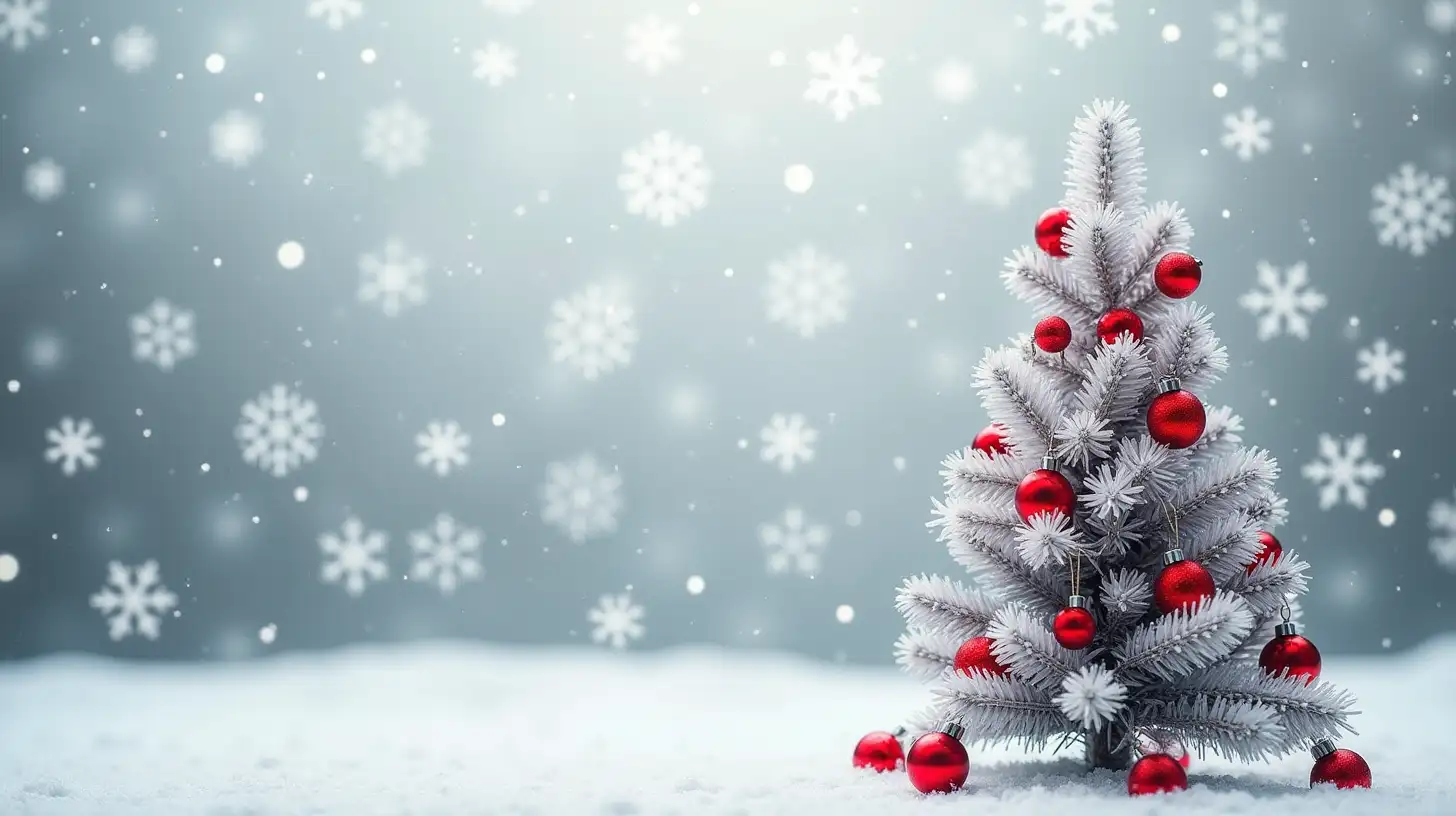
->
[1153,549,1216,614]
[1034,207,1072,257]
[1154,252,1202,299]
[1260,621,1322,684]
[852,727,907,773]
[1033,315,1072,353]
[1096,308,1144,344]
[906,722,970,794]
[1015,456,1077,524]
[1147,377,1206,449]
[1310,739,1372,789]
[971,424,1009,456]
[954,636,1009,677]
[1127,752,1189,796]
[1052,595,1097,650]
[1246,531,1282,573]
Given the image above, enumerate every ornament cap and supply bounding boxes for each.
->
[1311,738,1338,760]
[940,721,967,741]
[1157,376,1183,394]
[1193,256,1204,267]
[1041,454,1059,471]
[1067,594,1088,609]
[1162,548,1186,566]
[1274,622,1299,637]
[892,725,908,738]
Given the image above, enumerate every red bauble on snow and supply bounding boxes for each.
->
[1096,308,1144,344]
[1127,752,1189,796]
[954,636,1009,677]
[1035,207,1072,257]
[971,424,1009,457]
[1246,531,1282,574]
[1052,596,1097,650]
[1015,456,1077,524]
[1154,252,1202,299]
[1153,550,1216,614]
[906,722,970,794]
[1033,315,1072,353]
[1260,622,1322,684]
[1147,377,1206,449]
[1310,739,1372,789]
[852,728,907,773]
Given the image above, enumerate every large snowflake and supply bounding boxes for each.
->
[1430,489,1456,571]
[89,560,178,641]
[587,593,645,649]
[804,35,883,121]
[765,245,851,339]
[416,420,470,476]
[22,157,64,202]
[1355,339,1405,394]
[1370,164,1453,257]
[235,384,324,478]
[546,285,638,380]
[357,240,427,317]
[1429,0,1456,34]
[759,507,830,576]
[307,0,363,30]
[319,517,389,597]
[1301,433,1384,510]
[408,513,483,595]
[1237,260,1326,340]
[541,453,623,543]
[1214,0,1286,77]
[112,26,157,73]
[618,131,710,227]
[130,298,197,371]
[0,0,48,51]
[482,0,533,13]
[958,132,1033,209]
[760,413,818,473]
[625,15,681,75]
[45,417,103,476]
[361,100,430,177]
[210,110,265,168]
[1043,0,1117,49]
[1221,107,1272,161]
[471,42,518,87]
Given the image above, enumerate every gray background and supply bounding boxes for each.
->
[0,0,1452,662]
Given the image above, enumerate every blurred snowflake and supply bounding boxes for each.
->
[625,15,681,75]
[22,157,64,202]
[759,507,830,576]
[765,245,851,339]
[1429,0,1456,34]
[129,298,197,371]
[235,384,324,478]
[1214,0,1285,78]
[482,0,533,13]
[45,417,103,476]
[319,517,389,597]
[408,513,483,595]
[1370,164,1453,257]
[307,0,362,30]
[112,26,157,73]
[210,110,264,168]
[931,59,975,104]
[541,453,623,543]
[1043,0,1117,49]
[357,240,427,317]
[1238,260,1326,340]
[547,285,638,380]
[588,593,645,649]
[471,42,518,86]
[361,100,430,177]
[958,131,1033,208]
[804,35,883,121]
[760,413,818,473]
[89,560,177,641]
[1302,434,1384,510]
[618,131,710,226]
[416,420,470,476]
[1221,107,1272,161]
[0,0,47,51]
[1430,489,1456,571]
[1355,339,1405,394]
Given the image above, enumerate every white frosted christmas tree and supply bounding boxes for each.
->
[888,101,1367,789]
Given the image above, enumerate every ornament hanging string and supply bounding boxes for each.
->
[1162,503,1179,551]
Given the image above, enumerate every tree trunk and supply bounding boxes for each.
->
[1084,721,1134,771]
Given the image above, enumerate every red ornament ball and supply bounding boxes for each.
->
[1310,744,1372,790]
[1033,315,1073,353]
[852,730,905,773]
[1096,308,1144,344]
[1035,207,1072,257]
[906,730,970,794]
[1154,252,1203,299]
[1052,605,1097,650]
[1246,531,1282,574]
[1127,753,1189,796]
[954,636,1009,677]
[971,424,1009,457]
[1147,388,1206,449]
[1154,558,1216,614]
[1014,468,1077,525]
[1260,633,1322,685]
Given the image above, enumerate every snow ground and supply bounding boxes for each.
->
[2,640,1452,815]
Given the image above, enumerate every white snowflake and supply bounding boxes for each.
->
[210,110,265,168]
[361,100,430,177]
[129,298,197,371]
[319,517,389,597]
[1221,106,1272,161]
[1214,0,1285,78]
[357,240,427,317]
[307,0,362,30]
[760,413,818,473]
[958,131,1034,209]
[408,513,483,595]
[587,593,645,650]
[547,285,638,380]
[235,384,324,478]
[618,131,710,227]
[1429,0,1456,34]
[22,157,64,202]
[1043,0,1117,49]
[1370,164,1453,257]
[112,26,157,73]
[625,15,681,75]
[765,245,851,339]
[1429,489,1456,571]
[416,420,470,476]
[89,560,177,641]
[1302,434,1384,510]
[541,453,623,544]
[1237,260,1326,341]
[482,0,533,13]
[931,59,975,104]
[45,417,103,476]
[1355,339,1405,394]
[471,42,518,86]
[759,507,830,576]
[0,0,47,51]
[804,35,883,121]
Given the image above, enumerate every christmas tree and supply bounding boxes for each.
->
[892,101,1363,779]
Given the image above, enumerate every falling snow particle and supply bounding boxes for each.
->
[1302,433,1385,510]
[759,413,818,473]
[587,593,645,649]
[804,35,883,121]
[931,59,975,103]
[112,26,157,73]
[765,245,851,339]
[258,624,277,644]
[0,552,18,582]
[624,14,681,75]
[541,453,624,543]
[1043,0,1117,49]
[547,285,638,380]
[89,560,178,641]
[759,507,830,576]
[1355,339,1405,394]
[277,241,306,269]
[1238,260,1326,340]
[22,157,64,202]
[1370,163,1453,257]
[685,574,705,595]
[835,604,855,623]
[958,132,1034,209]
[1214,0,1286,78]
[45,417,103,476]
[618,131,710,227]
[205,53,226,73]
[1378,508,1396,527]
[784,164,814,194]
